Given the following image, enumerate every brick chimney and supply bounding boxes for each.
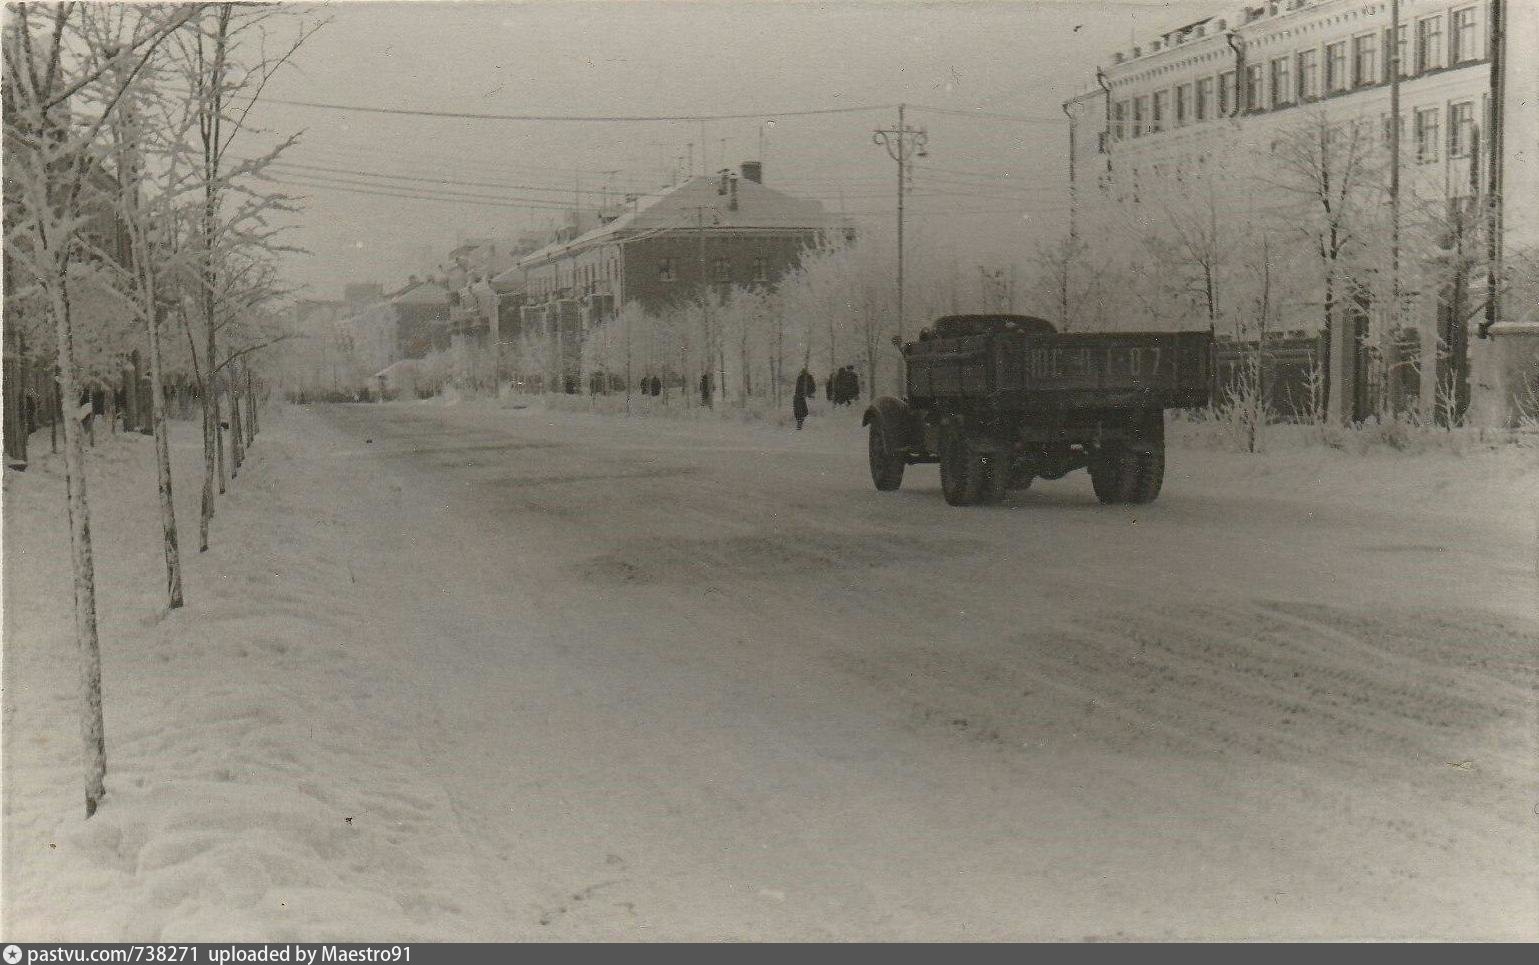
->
[740,160,763,184]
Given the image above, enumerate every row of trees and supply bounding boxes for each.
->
[1039,108,1533,429]
[531,235,1032,413]
[3,2,320,818]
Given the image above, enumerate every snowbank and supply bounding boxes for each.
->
[3,412,495,941]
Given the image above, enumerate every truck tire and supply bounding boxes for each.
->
[1090,441,1165,504]
[867,419,906,491]
[1125,443,1164,504]
[978,445,1011,505]
[938,427,983,506]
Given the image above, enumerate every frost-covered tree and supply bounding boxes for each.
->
[3,0,203,819]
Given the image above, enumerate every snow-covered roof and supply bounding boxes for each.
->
[514,175,832,271]
[391,281,450,306]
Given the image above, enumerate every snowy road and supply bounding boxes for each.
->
[5,401,1536,939]
[305,401,1537,939]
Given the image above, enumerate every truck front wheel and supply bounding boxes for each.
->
[867,419,906,491]
[938,427,983,506]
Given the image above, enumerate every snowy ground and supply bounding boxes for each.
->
[3,398,1536,940]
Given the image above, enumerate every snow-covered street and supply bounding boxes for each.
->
[4,401,1536,940]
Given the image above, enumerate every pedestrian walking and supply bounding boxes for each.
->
[795,366,817,401]
[792,377,810,430]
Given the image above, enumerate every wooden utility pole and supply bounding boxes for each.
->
[1389,0,1403,339]
[873,104,928,344]
[1481,0,1506,339]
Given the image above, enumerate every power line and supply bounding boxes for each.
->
[261,175,582,212]
[265,97,897,123]
[265,159,654,199]
[906,103,1065,124]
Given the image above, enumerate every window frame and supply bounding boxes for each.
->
[1195,76,1214,121]
[1297,48,1319,101]
[1352,32,1379,88]
[1325,41,1348,92]
[1415,106,1441,164]
[1416,15,1444,73]
[1270,56,1292,109]
[1218,71,1237,116]
[1449,100,1475,158]
[1245,63,1264,112]
[1450,6,1479,64]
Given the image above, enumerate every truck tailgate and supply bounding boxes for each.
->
[906,330,1212,409]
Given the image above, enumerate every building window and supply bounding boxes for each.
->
[713,257,730,282]
[1352,33,1378,87]
[1451,7,1479,63]
[1245,64,1263,111]
[1297,48,1319,100]
[1326,41,1348,91]
[1382,112,1406,147]
[1386,25,1410,80]
[1450,100,1475,157]
[1415,107,1440,163]
[1270,57,1291,108]
[1176,83,1191,126]
[1134,95,1149,135]
[1151,89,1168,132]
[659,257,675,282]
[1416,15,1443,72]
[1195,77,1213,121]
[1113,100,1128,140]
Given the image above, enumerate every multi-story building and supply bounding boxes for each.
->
[498,162,845,392]
[1063,0,1536,424]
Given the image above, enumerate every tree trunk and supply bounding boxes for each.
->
[245,368,256,443]
[47,264,107,818]
[216,396,226,495]
[200,394,214,552]
[146,302,183,608]
[229,367,244,475]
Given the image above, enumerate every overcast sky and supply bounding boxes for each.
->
[242,0,1217,300]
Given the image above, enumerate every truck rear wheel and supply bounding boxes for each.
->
[979,447,1011,505]
[867,420,906,491]
[938,427,983,506]
[1090,441,1165,504]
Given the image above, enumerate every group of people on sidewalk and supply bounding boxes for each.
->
[791,364,861,430]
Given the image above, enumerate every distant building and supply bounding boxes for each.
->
[389,278,452,359]
[497,162,846,392]
[1063,0,1537,424]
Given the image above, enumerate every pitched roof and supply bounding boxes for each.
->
[390,281,451,306]
[514,175,832,271]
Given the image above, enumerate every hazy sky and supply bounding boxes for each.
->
[242,1,1216,299]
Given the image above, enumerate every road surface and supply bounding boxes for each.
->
[5,400,1534,940]
[299,401,1536,939]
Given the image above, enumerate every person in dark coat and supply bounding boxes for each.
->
[795,367,817,401]
[792,379,810,430]
[699,372,713,407]
[837,365,860,405]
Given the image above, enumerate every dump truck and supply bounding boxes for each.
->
[862,315,1213,506]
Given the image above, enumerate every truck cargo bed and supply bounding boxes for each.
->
[905,329,1212,410]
